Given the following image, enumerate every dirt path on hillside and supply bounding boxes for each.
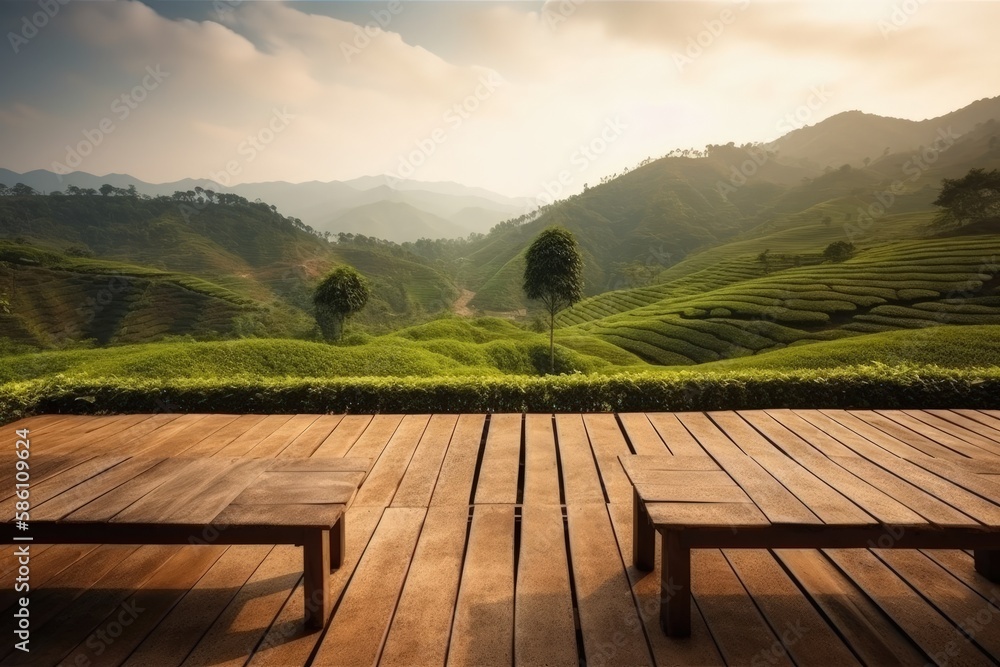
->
[452,289,476,317]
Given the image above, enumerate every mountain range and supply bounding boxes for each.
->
[0,169,530,243]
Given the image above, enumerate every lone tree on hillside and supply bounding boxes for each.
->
[523,226,583,373]
[823,240,855,263]
[933,168,1000,229]
[313,266,370,342]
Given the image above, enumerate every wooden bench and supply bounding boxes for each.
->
[3,454,371,629]
[623,453,1000,638]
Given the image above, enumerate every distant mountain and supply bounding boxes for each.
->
[774,95,1000,168]
[0,169,528,243]
[328,201,469,242]
[460,95,1000,311]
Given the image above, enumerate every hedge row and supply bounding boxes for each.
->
[3,365,1000,424]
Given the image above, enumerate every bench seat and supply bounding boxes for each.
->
[623,453,1000,637]
[3,454,371,629]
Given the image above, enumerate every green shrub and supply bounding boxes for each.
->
[4,365,999,425]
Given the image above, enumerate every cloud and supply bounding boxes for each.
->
[0,0,997,197]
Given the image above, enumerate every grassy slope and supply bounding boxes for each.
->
[0,195,460,343]
[559,234,1000,365]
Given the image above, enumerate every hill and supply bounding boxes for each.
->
[558,233,1000,365]
[0,169,526,243]
[0,191,460,345]
[459,97,1000,313]
[774,95,1000,168]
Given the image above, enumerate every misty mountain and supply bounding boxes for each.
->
[327,201,470,242]
[775,95,1000,168]
[0,169,526,243]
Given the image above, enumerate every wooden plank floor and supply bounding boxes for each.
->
[4,410,1000,666]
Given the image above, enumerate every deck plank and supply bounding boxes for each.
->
[313,508,426,666]
[381,506,469,667]
[352,414,429,507]
[390,414,457,508]
[124,413,213,456]
[724,549,861,666]
[691,549,794,667]
[246,505,385,667]
[0,545,178,667]
[930,410,1000,444]
[0,545,142,663]
[566,503,653,667]
[826,548,995,667]
[522,414,561,505]
[180,414,269,457]
[583,414,635,505]
[515,504,578,667]
[554,414,605,504]
[278,414,345,458]
[774,549,928,666]
[647,412,707,456]
[430,414,486,506]
[61,546,227,667]
[245,415,322,458]
[448,504,515,667]
[735,412,927,525]
[617,413,668,455]
[473,414,522,505]
[12,410,1000,667]
[124,545,272,667]
[874,549,1000,661]
[878,410,1000,459]
[312,414,374,457]
[216,415,296,457]
[845,411,964,459]
[605,502,725,666]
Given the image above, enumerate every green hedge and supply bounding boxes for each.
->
[3,365,999,424]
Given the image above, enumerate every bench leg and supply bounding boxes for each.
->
[633,487,655,571]
[303,528,331,630]
[660,531,691,638]
[975,549,1000,581]
[330,516,345,570]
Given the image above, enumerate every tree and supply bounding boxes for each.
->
[823,241,855,262]
[9,183,35,196]
[932,168,1000,228]
[312,266,370,342]
[821,215,832,228]
[756,248,771,274]
[99,184,114,197]
[522,226,583,373]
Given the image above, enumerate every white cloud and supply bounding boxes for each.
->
[0,0,998,197]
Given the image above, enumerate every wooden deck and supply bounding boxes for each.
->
[4,409,1000,666]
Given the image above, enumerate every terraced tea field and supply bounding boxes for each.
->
[0,255,255,347]
[563,235,1000,365]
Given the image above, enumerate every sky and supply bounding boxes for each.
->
[1,0,999,198]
